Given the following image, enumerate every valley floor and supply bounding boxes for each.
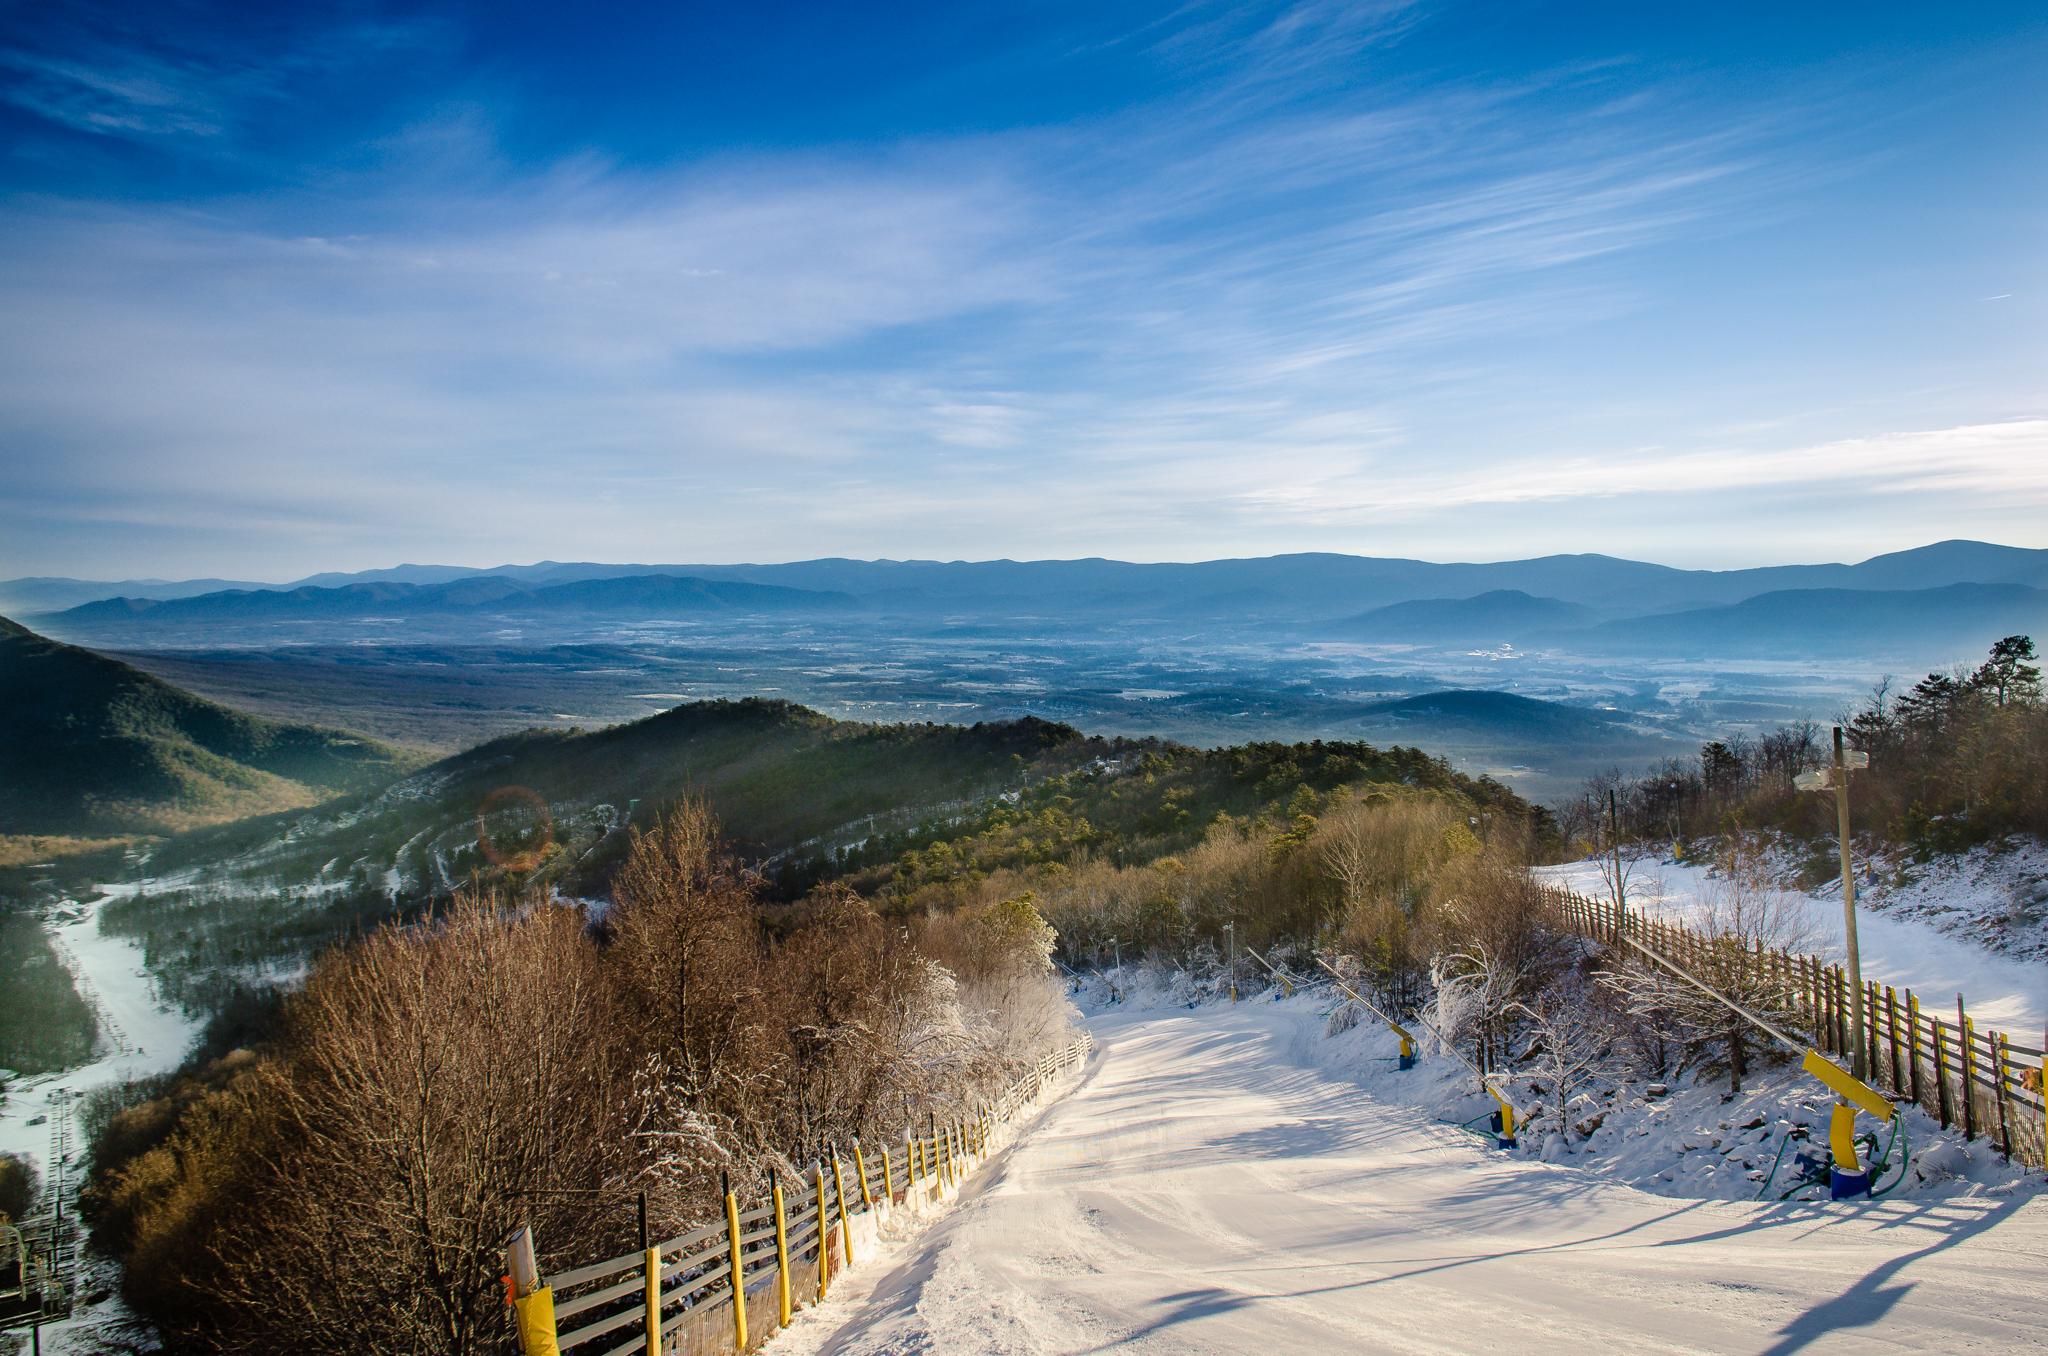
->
[767,1005,2047,1355]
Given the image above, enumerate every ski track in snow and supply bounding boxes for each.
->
[1533,856,2048,1037]
[767,1005,2047,1356]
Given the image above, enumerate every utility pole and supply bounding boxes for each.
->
[1834,727,1867,1080]
[1797,728,1870,1080]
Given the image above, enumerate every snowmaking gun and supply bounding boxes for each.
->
[1614,932,1904,1200]
[1306,956,1418,1070]
[1307,954,1521,1148]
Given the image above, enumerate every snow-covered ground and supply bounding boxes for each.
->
[0,881,203,1178]
[1085,973,2035,1204]
[1534,849,2048,1037]
[764,1002,2048,1355]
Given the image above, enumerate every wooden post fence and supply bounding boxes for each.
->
[507,1035,1094,1356]
[1539,885,2044,1171]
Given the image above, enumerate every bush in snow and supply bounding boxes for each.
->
[1596,836,1811,1094]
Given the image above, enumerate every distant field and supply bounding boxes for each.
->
[88,616,1869,804]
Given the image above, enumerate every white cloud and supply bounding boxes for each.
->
[0,3,2040,578]
[1228,420,2048,522]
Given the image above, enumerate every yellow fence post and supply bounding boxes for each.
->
[814,1161,829,1303]
[505,1224,561,1356]
[882,1142,896,1204]
[771,1167,793,1330]
[854,1137,874,1210]
[832,1150,854,1265]
[643,1235,662,1356]
[723,1172,748,1353]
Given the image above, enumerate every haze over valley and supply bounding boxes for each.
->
[13,540,2043,802]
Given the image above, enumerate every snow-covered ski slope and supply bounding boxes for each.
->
[770,1005,2047,1355]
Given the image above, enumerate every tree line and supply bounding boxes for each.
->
[81,802,1065,1354]
[1561,636,2045,859]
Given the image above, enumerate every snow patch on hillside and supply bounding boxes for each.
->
[1534,843,2048,1035]
[1856,837,2048,965]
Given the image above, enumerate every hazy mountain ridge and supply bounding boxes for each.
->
[1322,590,1598,643]
[50,572,857,625]
[14,539,2047,623]
[1553,583,2048,658]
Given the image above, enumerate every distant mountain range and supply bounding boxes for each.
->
[10,539,2046,662]
[0,615,415,837]
[53,573,855,625]
[1556,583,2048,658]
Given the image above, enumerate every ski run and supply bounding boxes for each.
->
[762,1001,2046,1356]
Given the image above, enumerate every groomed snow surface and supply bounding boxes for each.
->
[764,1001,2046,1356]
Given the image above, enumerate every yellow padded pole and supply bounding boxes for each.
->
[814,1163,829,1302]
[772,1175,792,1329]
[506,1225,559,1356]
[832,1153,854,1265]
[512,1290,560,1356]
[723,1183,748,1352]
[643,1245,662,1356]
[854,1138,874,1209]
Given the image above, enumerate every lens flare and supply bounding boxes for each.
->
[477,785,553,872]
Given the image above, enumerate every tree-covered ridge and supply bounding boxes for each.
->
[1570,636,2047,855]
[0,614,418,836]
[835,737,1547,904]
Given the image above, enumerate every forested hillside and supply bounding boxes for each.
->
[0,616,415,838]
[78,707,1553,1351]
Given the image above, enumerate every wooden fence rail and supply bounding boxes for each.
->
[508,1034,1094,1356]
[1545,886,2046,1170]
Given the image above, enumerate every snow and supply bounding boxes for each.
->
[1533,852,2048,1037]
[1850,838,2048,966]
[762,1002,2048,1355]
[0,882,204,1178]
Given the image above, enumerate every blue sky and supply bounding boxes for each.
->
[1,1,2043,580]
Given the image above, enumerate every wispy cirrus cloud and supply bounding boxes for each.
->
[0,3,443,147]
[0,1,2040,577]
[1230,419,2048,520]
